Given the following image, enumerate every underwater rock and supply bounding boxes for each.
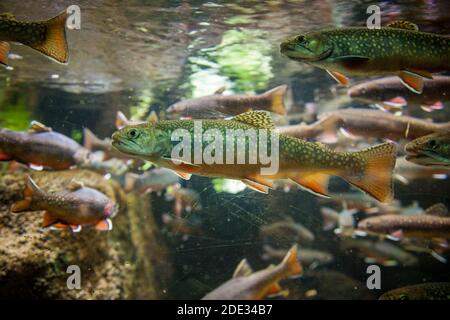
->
[0,168,170,299]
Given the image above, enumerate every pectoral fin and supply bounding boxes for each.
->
[95,218,113,231]
[243,176,274,189]
[42,211,59,228]
[326,70,350,86]
[173,171,192,180]
[242,179,269,193]
[399,70,433,94]
[0,41,10,66]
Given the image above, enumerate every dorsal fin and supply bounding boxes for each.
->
[66,179,84,191]
[214,86,226,95]
[386,20,418,31]
[28,121,52,133]
[232,111,275,129]
[232,259,253,278]
[425,203,449,217]
[147,111,159,124]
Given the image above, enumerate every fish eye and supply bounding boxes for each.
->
[296,35,307,44]
[128,129,140,139]
[427,139,438,149]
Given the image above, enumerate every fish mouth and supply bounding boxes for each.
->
[280,43,332,62]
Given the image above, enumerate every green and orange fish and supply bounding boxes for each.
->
[379,282,450,300]
[0,11,69,65]
[280,21,450,93]
[11,176,118,232]
[111,111,397,202]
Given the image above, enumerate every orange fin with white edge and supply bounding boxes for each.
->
[28,11,68,64]
[11,176,43,212]
[280,244,302,278]
[399,70,432,94]
[243,176,274,189]
[263,85,287,115]
[343,142,397,203]
[95,218,113,231]
[42,211,59,228]
[326,70,350,86]
[242,179,269,193]
[266,282,283,295]
[172,170,192,180]
[0,41,10,66]
[290,173,330,198]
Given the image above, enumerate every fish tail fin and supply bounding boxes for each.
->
[344,142,397,203]
[263,85,287,115]
[0,41,10,66]
[29,11,69,64]
[83,128,99,150]
[124,173,138,192]
[280,244,302,278]
[11,176,42,212]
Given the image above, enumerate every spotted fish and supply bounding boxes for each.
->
[280,21,450,93]
[0,11,69,65]
[111,111,397,202]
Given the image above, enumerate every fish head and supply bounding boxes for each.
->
[280,32,333,62]
[111,124,171,160]
[103,201,119,218]
[347,82,378,102]
[405,132,450,166]
[166,101,186,114]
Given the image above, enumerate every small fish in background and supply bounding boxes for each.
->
[112,111,397,203]
[11,176,118,232]
[320,206,358,233]
[379,282,450,300]
[0,11,69,65]
[124,167,180,194]
[115,111,158,130]
[357,204,450,240]
[394,157,449,185]
[348,76,450,113]
[82,151,129,176]
[161,213,202,237]
[262,244,334,269]
[166,85,287,119]
[339,234,419,267]
[280,21,450,93]
[311,109,450,142]
[165,185,202,217]
[202,244,302,300]
[259,216,315,243]
[405,131,450,167]
[83,128,132,161]
[0,121,90,170]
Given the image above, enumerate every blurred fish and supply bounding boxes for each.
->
[320,194,401,217]
[357,205,450,239]
[379,282,450,300]
[394,157,449,185]
[405,131,450,167]
[0,11,68,65]
[83,128,130,160]
[162,213,202,236]
[165,185,202,217]
[112,111,397,202]
[202,245,302,300]
[280,21,450,93]
[348,76,450,113]
[340,235,418,267]
[262,245,333,268]
[11,176,117,232]
[316,109,450,141]
[125,167,180,193]
[320,206,358,233]
[259,216,314,243]
[167,85,287,119]
[0,121,89,170]
[82,151,129,176]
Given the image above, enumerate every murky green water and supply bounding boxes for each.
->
[0,0,449,300]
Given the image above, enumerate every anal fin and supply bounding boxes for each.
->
[42,211,59,228]
[326,70,350,86]
[290,173,330,198]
